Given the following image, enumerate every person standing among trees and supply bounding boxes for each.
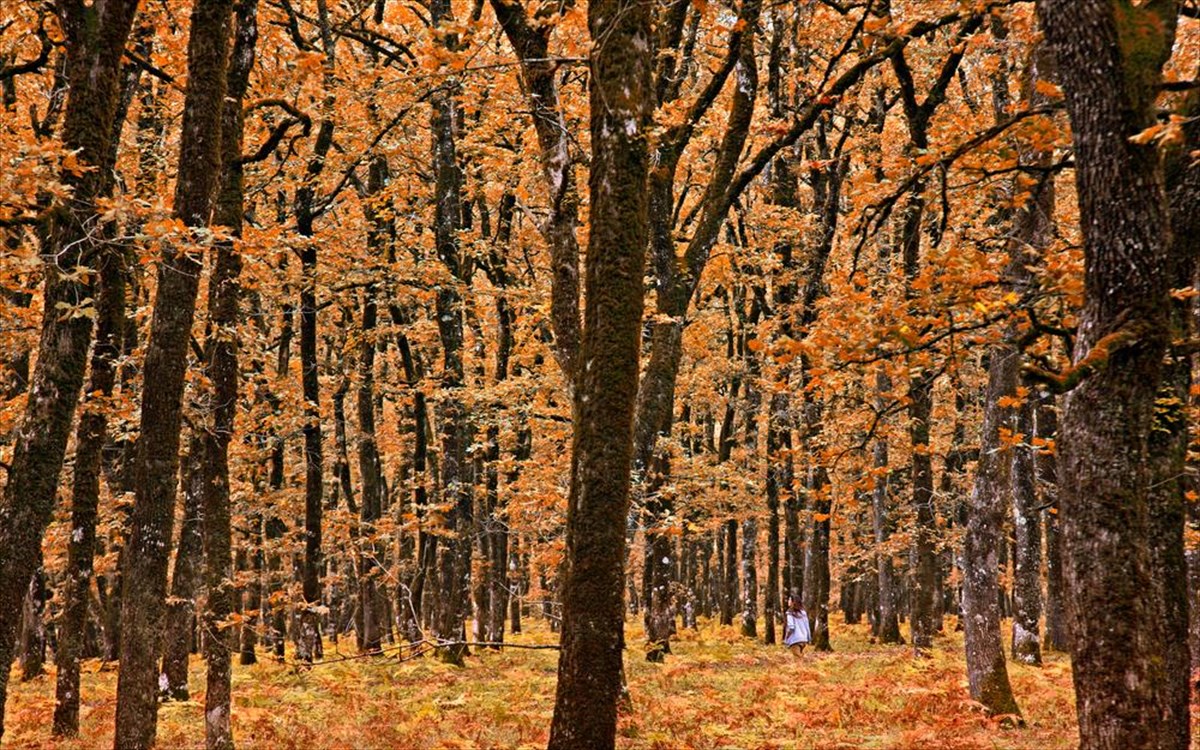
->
[783,594,811,657]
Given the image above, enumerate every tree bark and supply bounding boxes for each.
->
[1011,397,1042,665]
[871,372,902,645]
[357,158,390,655]
[0,1,141,738]
[53,198,128,734]
[1149,85,1200,750]
[200,1,257,745]
[1039,392,1067,652]
[292,1,338,662]
[487,0,581,382]
[50,49,140,725]
[546,0,651,742]
[962,343,1022,718]
[801,455,832,651]
[764,392,787,645]
[159,440,207,701]
[18,565,46,680]
[429,0,471,666]
[1037,2,1178,746]
[115,0,235,745]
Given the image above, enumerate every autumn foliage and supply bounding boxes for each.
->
[2,0,1200,748]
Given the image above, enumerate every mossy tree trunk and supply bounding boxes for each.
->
[1037,1,1179,746]
[115,0,235,745]
[0,0,142,738]
[546,0,651,741]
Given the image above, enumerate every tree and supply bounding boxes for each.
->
[51,22,144,733]
[0,0,142,739]
[115,0,235,745]
[1035,1,1181,747]
[546,0,652,742]
[199,0,259,745]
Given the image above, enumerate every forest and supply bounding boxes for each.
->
[0,0,1198,747]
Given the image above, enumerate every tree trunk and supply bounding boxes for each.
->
[1011,397,1042,665]
[907,364,937,653]
[293,15,338,661]
[645,528,674,661]
[962,343,1022,718]
[546,0,650,741]
[784,473,804,607]
[886,14,983,653]
[0,2,142,738]
[802,460,832,652]
[356,159,389,655]
[739,356,761,639]
[764,393,786,645]
[240,518,261,666]
[115,0,235,744]
[200,2,257,745]
[53,200,129,734]
[1038,392,1067,652]
[50,54,143,721]
[1037,2,1178,746]
[739,519,758,639]
[872,372,902,645]
[1148,88,1200,750]
[159,440,207,701]
[18,566,46,680]
[429,0,471,666]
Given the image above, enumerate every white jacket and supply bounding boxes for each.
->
[784,609,811,645]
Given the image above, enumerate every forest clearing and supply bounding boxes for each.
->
[3,0,1200,747]
[3,617,1084,749]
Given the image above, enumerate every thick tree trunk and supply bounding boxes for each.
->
[546,0,650,742]
[115,0,235,745]
[1037,2,1178,746]
[49,55,143,721]
[0,2,141,738]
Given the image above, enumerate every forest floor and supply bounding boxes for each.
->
[2,613,1136,749]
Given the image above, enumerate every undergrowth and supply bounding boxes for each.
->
[2,614,1110,749]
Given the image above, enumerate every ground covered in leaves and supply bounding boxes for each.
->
[4,614,1107,749]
